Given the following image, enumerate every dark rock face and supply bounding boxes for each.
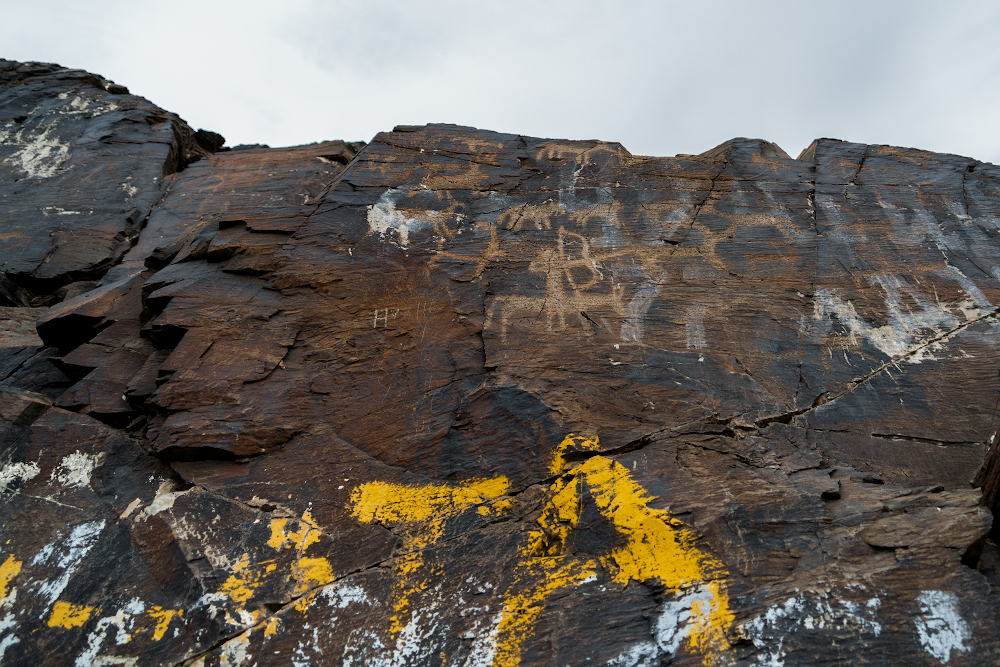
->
[2,61,1000,666]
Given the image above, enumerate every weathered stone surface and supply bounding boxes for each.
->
[2,61,1000,666]
[0,59,218,307]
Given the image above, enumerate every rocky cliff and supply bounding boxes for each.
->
[2,59,1000,666]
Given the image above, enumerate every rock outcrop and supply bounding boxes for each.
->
[2,59,1000,666]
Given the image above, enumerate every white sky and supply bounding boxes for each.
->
[5,1,1000,162]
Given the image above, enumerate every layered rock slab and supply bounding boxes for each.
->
[2,62,1000,666]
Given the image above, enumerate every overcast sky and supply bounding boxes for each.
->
[5,1,1000,162]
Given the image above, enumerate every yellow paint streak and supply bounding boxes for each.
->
[582,456,713,586]
[685,581,735,666]
[548,434,601,474]
[478,497,514,517]
[492,558,597,667]
[266,511,338,613]
[264,616,280,637]
[148,606,183,641]
[350,476,510,525]
[0,554,21,600]
[268,510,322,551]
[493,454,733,667]
[219,554,273,605]
[350,475,510,634]
[341,442,734,667]
[47,600,94,628]
[294,557,334,593]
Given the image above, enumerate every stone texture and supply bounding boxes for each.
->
[2,61,1000,666]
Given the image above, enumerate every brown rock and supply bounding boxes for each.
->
[2,63,1000,666]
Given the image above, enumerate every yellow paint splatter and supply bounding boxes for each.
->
[685,581,735,667]
[47,600,94,629]
[0,554,21,600]
[493,455,733,666]
[293,557,334,593]
[492,558,597,667]
[345,441,734,666]
[268,510,322,552]
[266,510,338,612]
[219,554,273,605]
[548,433,601,474]
[148,606,183,641]
[350,476,510,632]
[350,476,510,526]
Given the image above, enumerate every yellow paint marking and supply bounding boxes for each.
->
[148,606,183,641]
[344,439,734,666]
[294,557,334,593]
[685,581,735,666]
[493,455,733,666]
[493,558,597,667]
[548,433,601,474]
[47,600,95,629]
[0,554,21,600]
[219,554,274,605]
[268,510,322,551]
[350,477,510,526]
[266,511,340,612]
[350,476,510,632]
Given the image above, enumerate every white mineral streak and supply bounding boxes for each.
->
[684,305,708,350]
[75,599,146,667]
[29,519,105,615]
[0,95,118,179]
[0,461,41,493]
[621,277,663,342]
[50,451,104,489]
[811,266,996,363]
[322,582,370,608]
[460,611,503,667]
[739,590,882,667]
[0,609,19,663]
[366,188,439,247]
[607,640,658,666]
[654,586,719,655]
[914,590,971,664]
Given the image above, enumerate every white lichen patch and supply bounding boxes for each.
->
[738,590,882,667]
[321,582,371,609]
[1,94,118,179]
[607,640,658,667]
[366,189,440,247]
[0,461,41,493]
[914,590,971,664]
[460,611,503,667]
[74,598,145,667]
[654,585,723,656]
[29,519,105,614]
[810,270,995,362]
[50,451,104,489]
[2,124,72,179]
